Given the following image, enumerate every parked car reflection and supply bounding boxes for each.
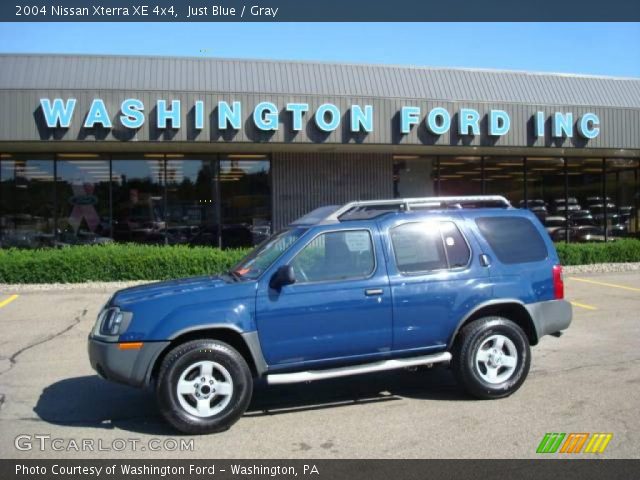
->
[550,226,618,243]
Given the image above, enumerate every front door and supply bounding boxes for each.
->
[256,228,392,367]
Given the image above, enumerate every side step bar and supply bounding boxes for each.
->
[266,352,452,385]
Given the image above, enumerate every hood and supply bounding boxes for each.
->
[110,275,233,307]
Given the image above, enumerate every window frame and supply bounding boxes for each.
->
[389,220,472,276]
[287,228,378,286]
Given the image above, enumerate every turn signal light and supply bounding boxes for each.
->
[118,342,144,350]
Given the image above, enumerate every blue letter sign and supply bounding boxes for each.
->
[40,98,76,128]
[578,113,600,139]
[84,99,112,129]
[350,105,373,132]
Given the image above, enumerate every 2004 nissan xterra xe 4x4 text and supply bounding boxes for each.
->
[88,195,572,434]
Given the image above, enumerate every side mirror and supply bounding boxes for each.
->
[269,265,296,290]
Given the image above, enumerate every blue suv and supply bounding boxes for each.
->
[88,196,572,434]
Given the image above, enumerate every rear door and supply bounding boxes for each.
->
[384,216,491,351]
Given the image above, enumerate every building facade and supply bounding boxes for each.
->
[0,54,639,248]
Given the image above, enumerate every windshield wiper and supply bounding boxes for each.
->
[227,270,241,281]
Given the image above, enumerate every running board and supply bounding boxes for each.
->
[266,352,452,385]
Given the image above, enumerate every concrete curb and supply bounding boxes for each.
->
[563,262,640,274]
[2,262,640,292]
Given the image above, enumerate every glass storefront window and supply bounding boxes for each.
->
[606,158,640,237]
[219,155,271,248]
[55,154,112,245]
[525,157,567,241]
[438,156,482,196]
[0,154,56,248]
[111,156,166,244]
[393,156,436,198]
[566,158,606,242]
[2,151,636,249]
[483,157,524,206]
[165,156,218,246]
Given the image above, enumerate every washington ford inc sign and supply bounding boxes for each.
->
[39,98,601,139]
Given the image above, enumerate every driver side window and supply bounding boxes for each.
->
[290,230,375,283]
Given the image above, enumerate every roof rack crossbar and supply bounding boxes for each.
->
[325,195,511,222]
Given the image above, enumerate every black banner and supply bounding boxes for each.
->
[3,0,640,22]
[3,460,640,480]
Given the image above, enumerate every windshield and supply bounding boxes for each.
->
[231,228,306,280]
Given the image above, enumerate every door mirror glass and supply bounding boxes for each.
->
[269,265,296,290]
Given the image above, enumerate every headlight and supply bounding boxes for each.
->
[92,307,131,338]
[100,308,124,336]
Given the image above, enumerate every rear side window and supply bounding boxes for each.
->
[440,221,471,268]
[390,223,447,273]
[475,216,548,264]
[390,221,470,274]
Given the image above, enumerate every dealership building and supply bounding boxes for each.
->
[0,53,639,248]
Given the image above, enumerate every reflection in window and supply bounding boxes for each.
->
[566,158,605,242]
[165,156,217,246]
[233,228,305,280]
[525,157,567,239]
[0,154,55,248]
[393,156,436,198]
[56,154,112,245]
[111,156,166,244]
[484,157,524,206]
[438,156,482,196]
[219,156,271,248]
[390,222,448,273]
[606,159,639,237]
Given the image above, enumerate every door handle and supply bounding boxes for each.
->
[365,288,384,296]
[479,254,491,267]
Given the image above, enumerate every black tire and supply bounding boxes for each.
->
[451,316,530,399]
[156,339,253,434]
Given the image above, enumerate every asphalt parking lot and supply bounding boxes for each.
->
[0,272,639,459]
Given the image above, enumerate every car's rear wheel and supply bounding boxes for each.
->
[451,316,530,399]
[156,339,253,434]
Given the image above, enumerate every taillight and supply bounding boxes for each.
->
[552,264,564,299]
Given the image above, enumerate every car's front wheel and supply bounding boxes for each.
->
[451,316,530,399]
[156,339,253,434]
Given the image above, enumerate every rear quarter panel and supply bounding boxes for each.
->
[461,209,559,304]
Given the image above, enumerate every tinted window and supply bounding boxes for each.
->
[219,158,271,248]
[111,157,165,245]
[476,216,548,264]
[166,158,217,246]
[390,223,447,273]
[0,155,55,249]
[440,221,470,268]
[290,230,375,283]
[56,156,111,246]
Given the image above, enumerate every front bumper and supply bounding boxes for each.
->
[525,299,573,341]
[88,337,170,388]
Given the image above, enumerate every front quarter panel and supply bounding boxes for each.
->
[118,283,258,342]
